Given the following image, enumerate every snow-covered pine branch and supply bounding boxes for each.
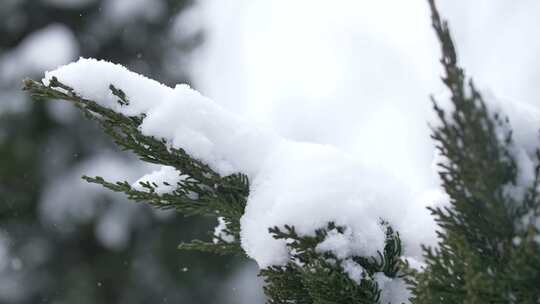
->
[21,1,540,302]
[24,55,422,302]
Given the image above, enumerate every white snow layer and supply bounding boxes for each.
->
[375,272,410,304]
[42,58,440,267]
[214,217,235,243]
[133,166,184,195]
[42,58,540,296]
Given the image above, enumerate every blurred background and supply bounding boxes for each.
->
[1,0,539,303]
[0,0,262,303]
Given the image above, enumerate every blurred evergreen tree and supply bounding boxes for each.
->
[0,1,243,303]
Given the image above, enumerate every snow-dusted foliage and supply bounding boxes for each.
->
[38,48,540,301]
[43,58,435,268]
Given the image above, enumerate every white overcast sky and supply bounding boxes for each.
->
[189,0,540,194]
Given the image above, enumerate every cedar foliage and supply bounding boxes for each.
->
[24,73,405,303]
[261,222,403,304]
[408,1,540,303]
[22,0,540,303]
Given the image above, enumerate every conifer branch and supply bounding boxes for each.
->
[262,221,404,304]
[411,1,540,302]
[23,78,248,255]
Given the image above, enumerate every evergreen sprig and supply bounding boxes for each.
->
[24,76,407,303]
[261,221,405,304]
[23,78,249,256]
[409,1,540,303]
